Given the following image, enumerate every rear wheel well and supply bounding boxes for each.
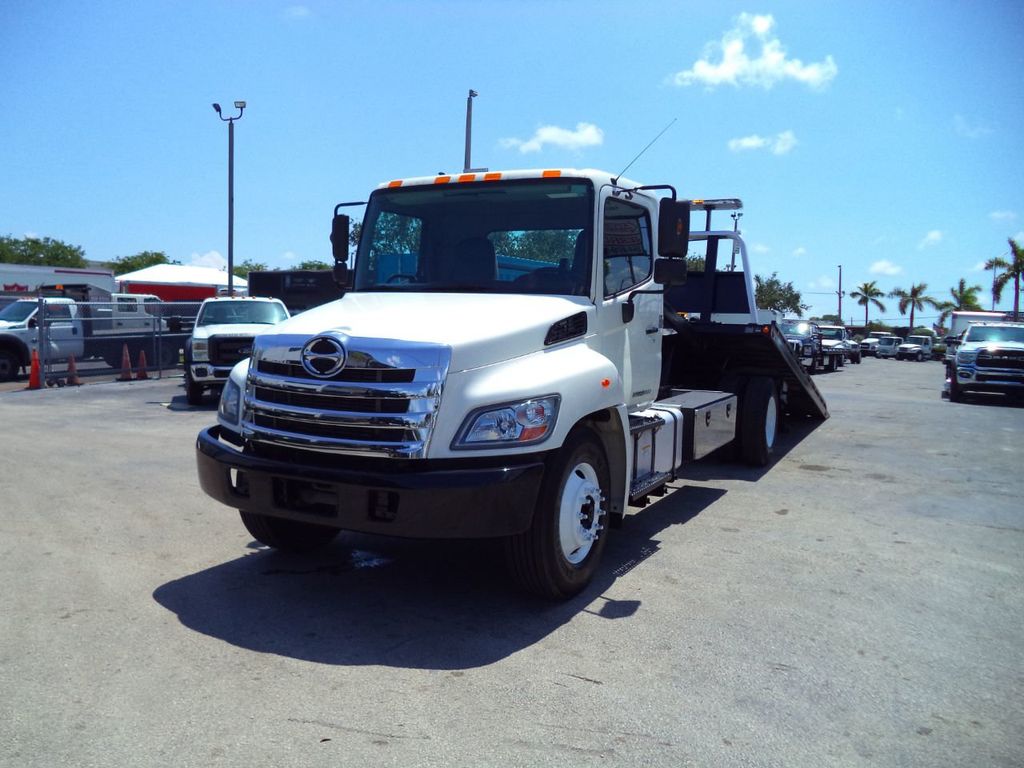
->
[0,338,30,366]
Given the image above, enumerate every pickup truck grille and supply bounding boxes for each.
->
[977,349,1024,370]
[240,333,451,459]
[209,335,255,366]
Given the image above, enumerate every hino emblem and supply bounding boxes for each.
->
[300,335,347,378]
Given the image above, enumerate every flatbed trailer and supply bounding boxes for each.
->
[662,199,829,421]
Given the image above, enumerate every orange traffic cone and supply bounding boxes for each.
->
[67,354,82,386]
[118,343,133,381]
[135,349,149,380]
[28,349,41,390]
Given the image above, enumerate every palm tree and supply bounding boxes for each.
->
[985,238,1024,319]
[849,281,886,326]
[937,278,984,325]
[888,282,940,332]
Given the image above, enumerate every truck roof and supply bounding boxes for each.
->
[377,168,646,193]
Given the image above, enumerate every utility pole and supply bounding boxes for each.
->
[837,264,843,320]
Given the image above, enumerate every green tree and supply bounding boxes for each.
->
[294,259,331,270]
[106,250,177,274]
[0,235,87,267]
[985,238,1024,320]
[234,259,269,279]
[888,282,940,332]
[754,272,808,317]
[849,281,886,326]
[936,277,984,325]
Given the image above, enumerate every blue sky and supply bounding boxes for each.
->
[2,0,1022,322]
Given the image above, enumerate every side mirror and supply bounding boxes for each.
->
[658,199,690,258]
[331,213,350,264]
[653,258,687,287]
[28,318,37,329]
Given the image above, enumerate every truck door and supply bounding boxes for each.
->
[43,302,84,360]
[594,191,661,408]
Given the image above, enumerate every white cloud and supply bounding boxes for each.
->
[727,130,797,155]
[953,114,993,139]
[870,259,903,276]
[501,122,604,154]
[918,230,943,249]
[972,261,987,272]
[190,250,227,270]
[989,210,1017,222]
[751,243,770,254]
[284,6,311,19]
[792,246,807,257]
[809,276,835,290]
[282,251,298,263]
[673,13,837,90]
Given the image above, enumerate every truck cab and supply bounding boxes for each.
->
[860,331,894,357]
[897,334,933,361]
[876,336,903,359]
[186,296,289,404]
[0,298,84,381]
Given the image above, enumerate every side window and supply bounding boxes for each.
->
[603,198,652,297]
[47,304,73,321]
[117,298,137,313]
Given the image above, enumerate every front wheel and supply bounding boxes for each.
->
[740,376,780,467]
[506,428,610,599]
[239,511,340,552]
[185,369,205,405]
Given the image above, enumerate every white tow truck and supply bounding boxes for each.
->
[195,169,828,598]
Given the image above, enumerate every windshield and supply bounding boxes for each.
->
[781,320,813,335]
[819,327,844,340]
[0,301,37,322]
[352,179,594,296]
[197,301,288,326]
[879,337,899,346]
[907,336,930,344]
[964,325,1024,344]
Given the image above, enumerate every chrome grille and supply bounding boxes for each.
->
[241,333,451,459]
[210,335,255,366]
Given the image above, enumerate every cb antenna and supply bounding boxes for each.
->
[612,118,677,186]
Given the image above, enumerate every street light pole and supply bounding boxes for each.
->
[463,90,487,173]
[212,100,246,295]
[837,264,843,320]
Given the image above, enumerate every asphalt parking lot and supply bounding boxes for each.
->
[1,358,1021,768]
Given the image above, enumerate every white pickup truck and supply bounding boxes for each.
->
[185,296,289,405]
[195,168,828,598]
[896,334,934,361]
[0,294,177,381]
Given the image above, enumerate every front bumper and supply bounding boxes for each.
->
[955,366,1024,392]
[196,425,545,538]
[189,363,234,386]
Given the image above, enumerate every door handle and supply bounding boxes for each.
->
[645,325,659,335]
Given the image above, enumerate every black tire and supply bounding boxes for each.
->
[158,342,179,369]
[506,428,611,599]
[854,352,862,364]
[185,369,205,405]
[740,376,780,467]
[916,351,924,362]
[239,511,340,552]
[0,349,21,382]
[949,375,964,403]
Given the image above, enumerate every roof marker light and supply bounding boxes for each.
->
[388,180,403,188]
[542,170,562,178]
[484,172,502,181]
[458,174,476,183]
[434,175,452,184]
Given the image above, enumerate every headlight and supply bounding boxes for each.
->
[957,349,978,364]
[452,395,560,449]
[218,378,242,426]
[192,340,209,362]
[802,343,813,355]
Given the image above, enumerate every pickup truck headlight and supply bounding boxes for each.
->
[453,395,560,449]
[957,349,978,365]
[192,339,209,362]
[218,378,242,426]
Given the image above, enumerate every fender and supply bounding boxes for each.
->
[0,333,31,366]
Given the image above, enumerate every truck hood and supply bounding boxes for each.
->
[193,322,281,341]
[0,320,27,330]
[270,292,593,372]
[960,340,1024,353]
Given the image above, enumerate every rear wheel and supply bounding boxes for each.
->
[239,511,340,552]
[949,375,964,403]
[506,428,610,599]
[0,349,21,382]
[740,376,780,467]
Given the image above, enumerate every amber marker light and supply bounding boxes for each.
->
[388,180,403,188]
[458,174,476,183]
[434,175,452,184]
[542,170,562,178]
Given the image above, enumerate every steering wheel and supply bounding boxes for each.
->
[385,273,418,284]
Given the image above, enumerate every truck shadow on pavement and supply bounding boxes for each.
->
[152,485,725,670]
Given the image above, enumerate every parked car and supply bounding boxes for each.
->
[876,336,903,359]
[780,319,827,372]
